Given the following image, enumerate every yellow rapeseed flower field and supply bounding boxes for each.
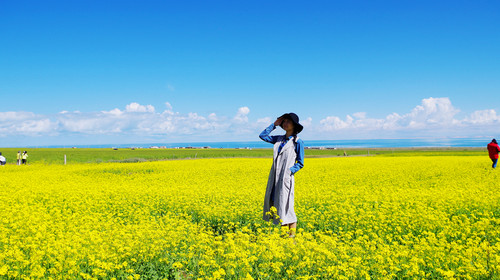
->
[0,156,499,279]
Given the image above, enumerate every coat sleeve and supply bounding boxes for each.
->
[259,123,280,144]
[290,139,304,174]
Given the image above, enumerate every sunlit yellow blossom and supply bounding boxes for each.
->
[0,157,498,278]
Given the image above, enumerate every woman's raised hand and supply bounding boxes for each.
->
[274,116,284,126]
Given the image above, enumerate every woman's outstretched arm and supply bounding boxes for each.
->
[259,123,280,144]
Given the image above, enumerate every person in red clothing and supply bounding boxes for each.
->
[487,139,500,168]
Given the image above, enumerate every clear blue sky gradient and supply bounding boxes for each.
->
[1,1,499,145]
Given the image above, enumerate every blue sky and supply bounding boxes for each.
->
[1,0,499,146]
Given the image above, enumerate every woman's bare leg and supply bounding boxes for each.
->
[288,222,297,237]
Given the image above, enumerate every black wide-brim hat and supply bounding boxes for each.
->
[280,112,303,134]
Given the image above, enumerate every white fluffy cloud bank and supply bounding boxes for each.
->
[1,98,499,145]
[0,103,260,142]
[318,97,499,138]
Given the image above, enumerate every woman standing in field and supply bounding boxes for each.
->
[259,113,304,237]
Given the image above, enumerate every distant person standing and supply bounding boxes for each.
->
[487,139,500,168]
[16,151,22,165]
[21,151,28,165]
[0,152,6,166]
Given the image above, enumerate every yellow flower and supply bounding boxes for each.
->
[0,156,498,279]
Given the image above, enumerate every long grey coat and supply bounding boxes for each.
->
[263,136,299,225]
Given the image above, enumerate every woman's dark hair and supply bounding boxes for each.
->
[493,139,498,144]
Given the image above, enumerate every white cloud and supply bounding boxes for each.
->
[383,113,402,129]
[165,102,173,111]
[208,113,218,121]
[17,119,57,134]
[404,97,459,127]
[352,112,366,119]
[0,111,36,121]
[59,112,118,134]
[2,98,500,144]
[257,117,271,124]
[302,117,313,128]
[233,107,250,123]
[0,112,58,136]
[319,97,464,133]
[464,109,499,124]
[320,116,352,130]
[125,102,155,113]
[102,108,123,116]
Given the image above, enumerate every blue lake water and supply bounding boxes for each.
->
[45,138,491,149]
